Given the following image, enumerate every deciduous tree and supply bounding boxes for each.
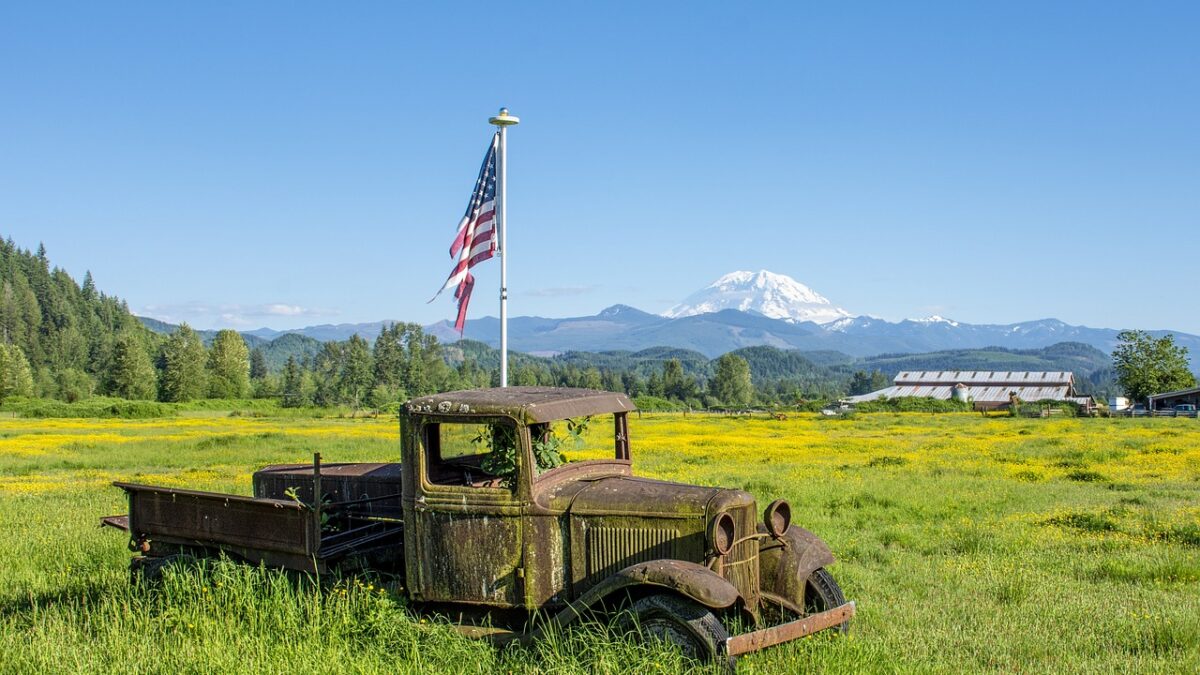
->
[342,335,373,411]
[712,353,753,407]
[160,324,208,402]
[0,343,34,402]
[1112,330,1196,403]
[207,330,250,398]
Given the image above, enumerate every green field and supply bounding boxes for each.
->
[1,411,1198,673]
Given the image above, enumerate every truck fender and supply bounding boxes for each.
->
[532,559,741,638]
[757,525,835,609]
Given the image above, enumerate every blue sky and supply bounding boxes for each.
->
[2,2,1197,332]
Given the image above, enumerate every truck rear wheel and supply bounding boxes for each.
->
[130,554,197,585]
[805,567,850,634]
[619,593,734,668]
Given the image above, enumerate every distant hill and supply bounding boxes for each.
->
[852,342,1112,378]
[422,306,1200,366]
[441,338,1118,399]
[828,342,1119,397]
[137,316,322,372]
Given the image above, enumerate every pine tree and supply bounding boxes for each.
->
[81,271,96,301]
[249,347,268,381]
[106,332,157,400]
[160,324,208,402]
[208,330,251,398]
[661,359,697,401]
[281,356,306,407]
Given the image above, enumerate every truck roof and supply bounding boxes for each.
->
[404,386,635,424]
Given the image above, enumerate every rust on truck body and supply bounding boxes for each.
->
[106,386,852,665]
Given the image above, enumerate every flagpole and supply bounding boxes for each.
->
[489,107,519,387]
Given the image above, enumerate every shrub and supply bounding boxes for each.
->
[632,395,685,412]
[1,396,177,418]
[854,396,971,413]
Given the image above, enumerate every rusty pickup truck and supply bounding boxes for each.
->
[104,387,854,667]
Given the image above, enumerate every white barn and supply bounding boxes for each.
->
[847,371,1091,410]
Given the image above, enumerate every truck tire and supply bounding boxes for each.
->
[804,567,849,634]
[619,593,734,669]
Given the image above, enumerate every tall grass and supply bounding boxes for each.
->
[1,412,1198,672]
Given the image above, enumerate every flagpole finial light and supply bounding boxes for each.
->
[489,107,520,126]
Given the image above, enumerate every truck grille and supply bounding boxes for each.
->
[722,505,759,605]
[585,527,679,587]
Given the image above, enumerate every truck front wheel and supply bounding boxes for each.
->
[619,593,733,668]
[805,567,850,634]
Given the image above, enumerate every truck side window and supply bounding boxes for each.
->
[423,422,516,489]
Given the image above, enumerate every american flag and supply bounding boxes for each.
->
[431,132,499,332]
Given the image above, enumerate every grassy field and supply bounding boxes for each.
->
[1,411,1198,673]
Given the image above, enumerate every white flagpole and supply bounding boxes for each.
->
[489,107,519,387]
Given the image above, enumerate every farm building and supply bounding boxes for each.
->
[846,371,1092,410]
[1148,386,1200,411]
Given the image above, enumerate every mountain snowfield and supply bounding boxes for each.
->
[663,270,853,325]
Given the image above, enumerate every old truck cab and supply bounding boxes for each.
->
[401,387,854,663]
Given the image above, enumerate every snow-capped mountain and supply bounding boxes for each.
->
[663,270,853,325]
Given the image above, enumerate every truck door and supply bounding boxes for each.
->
[408,418,525,607]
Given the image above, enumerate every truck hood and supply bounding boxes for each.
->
[559,475,753,519]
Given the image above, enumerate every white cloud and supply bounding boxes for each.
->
[138,301,338,328]
[262,304,307,316]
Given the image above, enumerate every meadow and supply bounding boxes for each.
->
[1,409,1198,673]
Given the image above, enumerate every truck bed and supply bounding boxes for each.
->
[112,465,404,574]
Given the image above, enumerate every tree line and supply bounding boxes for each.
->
[6,237,1158,410]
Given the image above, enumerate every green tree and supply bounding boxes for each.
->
[160,324,208,402]
[342,335,374,411]
[1112,330,1196,403]
[106,332,157,400]
[581,367,603,390]
[0,343,34,402]
[53,368,94,402]
[661,358,697,401]
[249,347,268,381]
[81,270,96,301]
[313,342,346,406]
[848,369,890,396]
[207,330,250,398]
[372,323,449,398]
[281,356,307,408]
[711,353,753,407]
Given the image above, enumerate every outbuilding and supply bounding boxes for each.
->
[846,371,1092,411]
[1148,386,1200,411]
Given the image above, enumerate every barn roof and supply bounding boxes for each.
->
[893,371,1073,385]
[1148,386,1200,401]
[846,371,1079,404]
[846,384,1073,404]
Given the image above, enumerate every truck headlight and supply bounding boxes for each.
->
[764,499,791,538]
[709,512,736,556]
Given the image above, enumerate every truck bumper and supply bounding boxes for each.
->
[725,601,856,657]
